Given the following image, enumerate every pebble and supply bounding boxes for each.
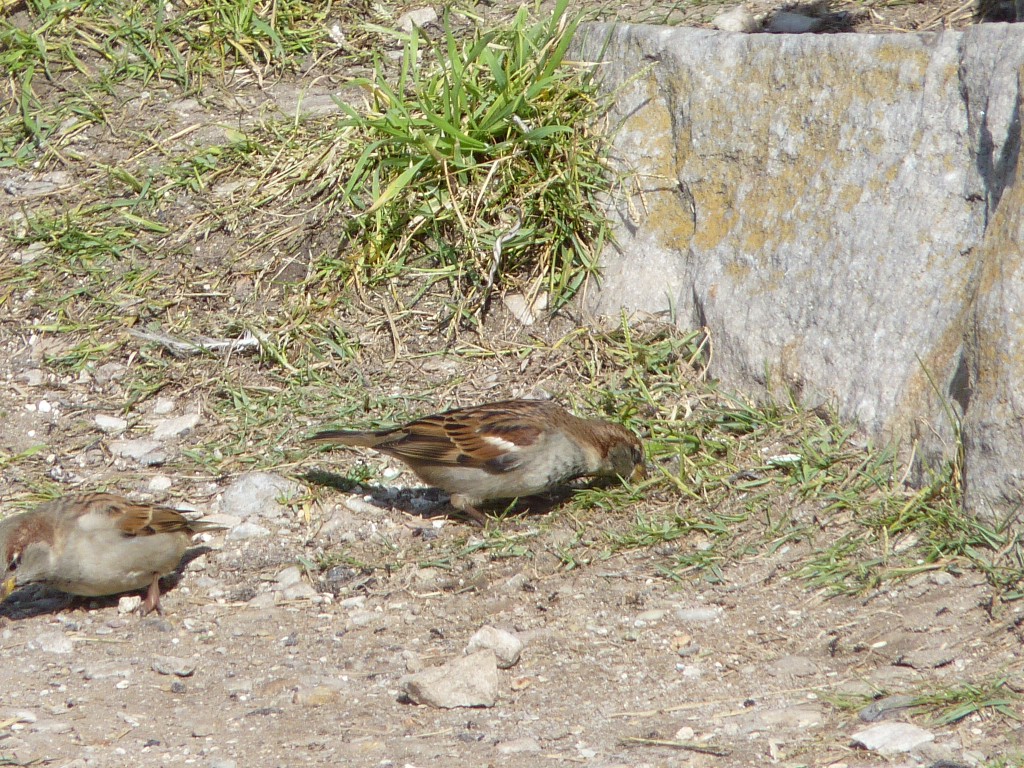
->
[19,368,46,386]
[347,610,378,628]
[503,573,529,592]
[343,496,380,516]
[152,413,200,440]
[496,736,541,754]
[712,5,759,32]
[466,625,523,669]
[403,650,424,673]
[282,583,318,601]
[152,397,177,415]
[674,607,722,623]
[275,566,303,587]
[400,650,499,708]
[226,522,271,541]
[109,439,166,466]
[396,6,438,32]
[118,595,143,614]
[83,661,132,680]
[851,722,935,754]
[634,609,667,625]
[767,10,823,33]
[677,664,702,679]
[246,592,277,609]
[502,293,545,326]
[219,472,303,519]
[94,414,128,434]
[152,655,197,677]
[148,475,173,492]
[92,362,127,386]
[29,720,72,735]
[32,631,74,654]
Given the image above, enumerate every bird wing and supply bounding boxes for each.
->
[382,403,546,474]
[70,494,217,538]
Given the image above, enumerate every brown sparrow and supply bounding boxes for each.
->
[308,399,645,523]
[0,493,226,615]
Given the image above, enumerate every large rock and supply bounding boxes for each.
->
[573,23,1024,519]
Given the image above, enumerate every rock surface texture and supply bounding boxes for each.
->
[574,23,1024,520]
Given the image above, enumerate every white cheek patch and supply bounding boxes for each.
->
[482,435,519,452]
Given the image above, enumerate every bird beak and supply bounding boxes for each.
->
[630,463,647,482]
[0,574,15,602]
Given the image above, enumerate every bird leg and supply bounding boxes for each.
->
[140,573,164,615]
[449,494,488,526]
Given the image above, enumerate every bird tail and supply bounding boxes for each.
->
[307,429,387,447]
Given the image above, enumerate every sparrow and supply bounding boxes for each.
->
[0,493,226,615]
[308,398,645,523]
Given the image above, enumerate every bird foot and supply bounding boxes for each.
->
[140,575,164,616]
[449,494,488,526]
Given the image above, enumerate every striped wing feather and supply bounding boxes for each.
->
[376,401,553,473]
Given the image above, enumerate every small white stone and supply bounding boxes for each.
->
[19,369,46,386]
[109,439,164,462]
[275,566,303,587]
[466,625,523,669]
[396,6,437,32]
[95,414,128,434]
[851,722,935,754]
[152,655,197,677]
[148,475,173,492]
[674,606,723,623]
[712,5,760,32]
[282,583,318,601]
[502,292,548,326]
[118,595,142,614]
[152,397,177,415]
[152,413,200,440]
[343,496,380,515]
[33,632,74,654]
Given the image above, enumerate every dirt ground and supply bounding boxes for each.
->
[1,1,1023,766]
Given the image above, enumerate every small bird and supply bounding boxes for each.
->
[308,399,645,523]
[0,493,226,615]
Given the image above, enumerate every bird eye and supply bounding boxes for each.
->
[8,552,19,571]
